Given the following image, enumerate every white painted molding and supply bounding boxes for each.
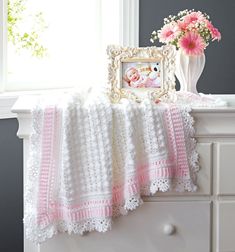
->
[194,111,235,137]
[14,113,32,139]
[0,0,7,93]
[10,94,235,139]
[0,88,71,119]
[120,0,139,47]
[11,95,36,138]
[0,95,17,119]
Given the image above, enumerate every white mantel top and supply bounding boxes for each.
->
[8,93,235,139]
[11,93,235,113]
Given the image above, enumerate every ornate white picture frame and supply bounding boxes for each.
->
[107,45,176,103]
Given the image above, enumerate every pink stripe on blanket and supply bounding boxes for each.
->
[164,105,191,178]
[38,107,56,225]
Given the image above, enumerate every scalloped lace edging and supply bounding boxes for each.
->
[176,91,228,107]
[25,177,196,243]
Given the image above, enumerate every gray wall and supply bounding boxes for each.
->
[139,0,235,94]
[0,119,23,252]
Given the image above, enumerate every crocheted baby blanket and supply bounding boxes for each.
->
[25,93,198,243]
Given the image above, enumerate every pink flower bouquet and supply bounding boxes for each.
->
[150,9,221,55]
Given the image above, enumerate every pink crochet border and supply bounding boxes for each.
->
[165,105,190,177]
[38,107,58,225]
[38,107,55,222]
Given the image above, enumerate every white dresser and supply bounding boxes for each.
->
[13,97,235,252]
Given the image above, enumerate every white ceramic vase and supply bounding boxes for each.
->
[175,49,206,94]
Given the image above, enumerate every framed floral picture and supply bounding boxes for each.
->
[106,45,176,103]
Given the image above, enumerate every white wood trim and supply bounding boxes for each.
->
[8,93,235,118]
[120,0,139,47]
[0,0,7,93]
[10,93,235,139]
[0,96,18,119]
[194,112,235,137]
[0,88,73,119]
[11,94,235,115]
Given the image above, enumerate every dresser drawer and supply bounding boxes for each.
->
[217,143,235,196]
[40,201,211,252]
[218,202,235,252]
[156,142,212,197]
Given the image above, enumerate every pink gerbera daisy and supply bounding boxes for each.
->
[177,20,188,31]
[179,31,206,55]
[183,11,205,25]
[206,20,221,41]
[211,27,221,41]
[158,22,180,43]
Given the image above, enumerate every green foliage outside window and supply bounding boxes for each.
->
[8,0,47,57]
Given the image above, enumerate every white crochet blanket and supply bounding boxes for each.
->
[25,92,199,243]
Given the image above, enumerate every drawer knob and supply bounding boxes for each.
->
[163,224,176,235]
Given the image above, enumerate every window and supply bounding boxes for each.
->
[0,0,139,92]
